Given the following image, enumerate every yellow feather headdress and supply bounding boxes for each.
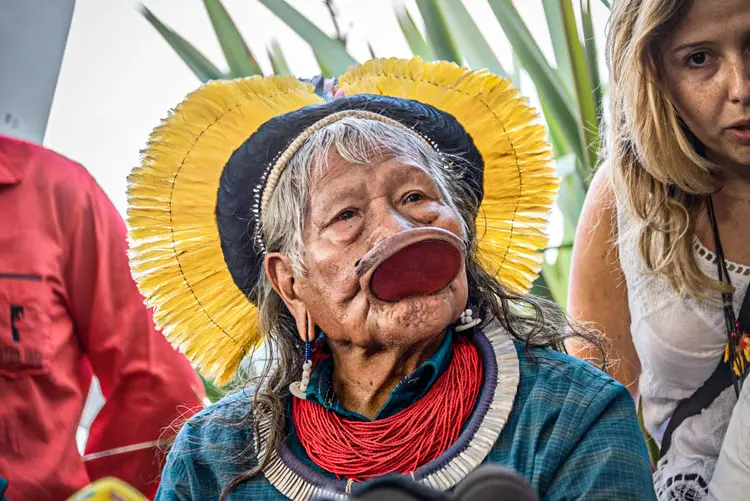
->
[127,57,559,384]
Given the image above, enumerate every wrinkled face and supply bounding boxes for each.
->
[290,154,468,348]
[663,0,750,171]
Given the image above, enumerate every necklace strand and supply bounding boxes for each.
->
[707,196,747,392]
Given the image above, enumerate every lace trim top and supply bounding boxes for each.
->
[693,236,750,277]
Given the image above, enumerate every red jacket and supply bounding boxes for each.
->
[0,136,205,500]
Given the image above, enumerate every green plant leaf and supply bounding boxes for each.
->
[313,50,333,77]
[510,50,522,89]
[581,0,603,121]
[138,4,224,82]
[560,0,599,181]
[203,0,262,77]
[531,271,555,302]
[487,0,584,165]
[395,6,434,61]
[540,257,568,307]
[416,0,462,64]
[548,247,573,309]
[367,42,377,60]
[542,0,574,99]
[434,0,507,76]
[600,0,611,8]
[540,217,577,309]
[198,372,226,403]
[258,0,357,76]
[555,154,587,230]
[542,242,575,252]
[268,39,291,75]
[540,100,570,158]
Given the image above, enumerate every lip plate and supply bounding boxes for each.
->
[355,227,465,303]
[369,239,463,302]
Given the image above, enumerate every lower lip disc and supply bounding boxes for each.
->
[369,239,462,302]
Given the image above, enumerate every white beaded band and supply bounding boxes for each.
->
[260,110,435,215]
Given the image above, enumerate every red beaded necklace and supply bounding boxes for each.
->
[292,336,483,481]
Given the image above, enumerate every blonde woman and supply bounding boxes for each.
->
[569,0,750,499]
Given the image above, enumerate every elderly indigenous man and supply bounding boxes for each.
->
[126,58,657,501]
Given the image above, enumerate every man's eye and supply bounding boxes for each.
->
[336,209,356,221]
[404,192,425,203]
[686,51,709,67]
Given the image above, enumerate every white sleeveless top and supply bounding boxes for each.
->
[617,206,749,500]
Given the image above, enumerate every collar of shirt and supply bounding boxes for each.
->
[304,330,454,421]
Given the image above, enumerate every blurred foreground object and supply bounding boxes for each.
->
[67,478,148,501]
[311,464,539,501]
[0,136,205,500]
[0,0,74,143]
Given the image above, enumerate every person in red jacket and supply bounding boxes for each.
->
[0,135,206,501]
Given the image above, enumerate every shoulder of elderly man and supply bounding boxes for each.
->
[158,341,656,500]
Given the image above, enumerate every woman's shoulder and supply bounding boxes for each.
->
[586,161,617,208]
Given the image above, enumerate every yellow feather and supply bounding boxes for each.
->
[127,76,323,384]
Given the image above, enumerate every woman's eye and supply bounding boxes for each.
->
[404,192,425,204]
[686,51,709,67]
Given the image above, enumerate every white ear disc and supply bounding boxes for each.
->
[455,308,481,332]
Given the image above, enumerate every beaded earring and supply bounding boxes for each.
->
[455,306,482,332]
[289,317,313,400]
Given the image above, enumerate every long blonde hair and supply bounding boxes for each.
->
[605,0,730,298]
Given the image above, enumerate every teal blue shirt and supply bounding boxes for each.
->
[156,339,657,500]
[0,477,9,501]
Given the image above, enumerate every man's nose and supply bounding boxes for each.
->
[368,203,418,247]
